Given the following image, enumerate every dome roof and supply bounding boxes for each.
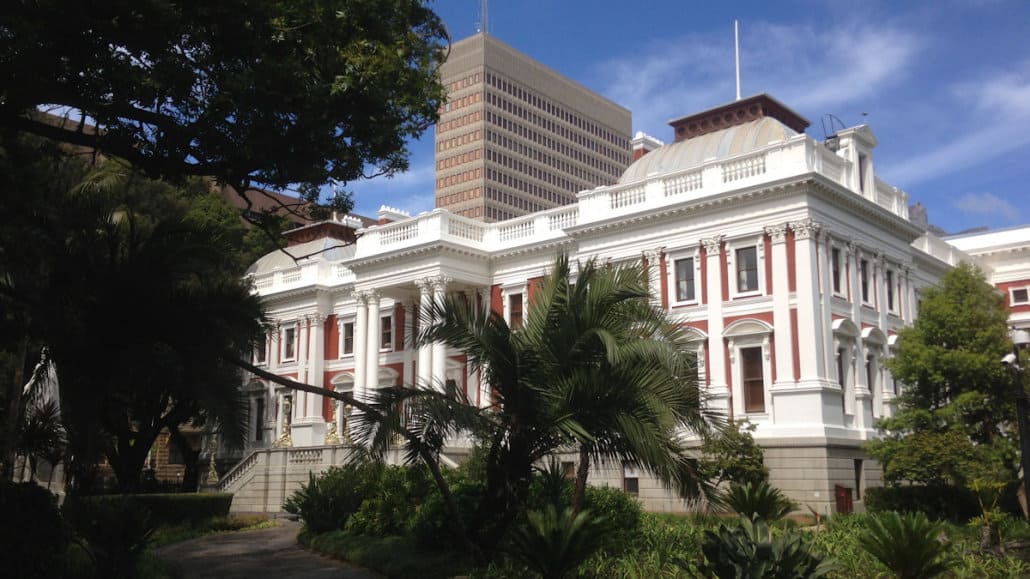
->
[618,117,799,184]
[247,236,356,276]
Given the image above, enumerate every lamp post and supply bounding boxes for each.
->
[1009,328,1030,521]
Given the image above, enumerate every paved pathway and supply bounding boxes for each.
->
[158,519,381,579]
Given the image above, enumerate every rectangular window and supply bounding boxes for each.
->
[866,356,876,392]
[837,349,847,388]
[254,398,265,442]
[741,347,765,413]
[886,270,895,311]
[623,463,640,496]
[860,259,870,303]
[509,293,524,330]
[283,327,296,360]
[831,248,842,294]
[255,333,267,364]
[675,258,696,301]
[858,153,868,193]
[1012,287,1029,305]
[342,322,354,356]
[736,247,759,293]
[381,316,393,350]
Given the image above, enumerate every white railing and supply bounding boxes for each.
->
[498,219,535,242]
[610,185,646,209]
[380,221,420,245]
[721,153,766,182]
[816,146,845,184]
[281,268,301,284]
[288,448,324,464]
[912,234,969,266]
[445,216,486,242]
[218,450,260,492]
[548,207,578,231]
[663,170,702,196]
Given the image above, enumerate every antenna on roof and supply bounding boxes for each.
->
[479,0,489,35]
[733,20,741,100]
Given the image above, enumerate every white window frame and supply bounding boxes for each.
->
[380,313,394,352]
[338,316,356,359]
[622,462,640,496]
[859,258,872,306]
[726,237,766,299]
[1010,286,1030,306]
[502,284,528,327]
[281,323,298,362]
[667,247,701,306]
[885,268,899,315]
[725,319,773,419]
[830,243,847,298]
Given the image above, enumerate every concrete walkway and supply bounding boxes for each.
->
[158,519,381,579]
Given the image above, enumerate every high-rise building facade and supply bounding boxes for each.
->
[435,33,632,221]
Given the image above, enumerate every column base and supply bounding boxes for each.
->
[290,419,327,446]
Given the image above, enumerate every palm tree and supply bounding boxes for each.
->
[353,253,718,552]
[524,255,718,512]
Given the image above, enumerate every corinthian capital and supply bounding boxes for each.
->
[701,236,724,254]
[764,224,788,244]
[789,219,822,240]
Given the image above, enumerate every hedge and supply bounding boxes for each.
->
[864,485,979,522]
[64,492,233,528]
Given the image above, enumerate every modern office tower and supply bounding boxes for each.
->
[434,33,632,221]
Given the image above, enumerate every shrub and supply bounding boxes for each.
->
[411,476,487,548]
[64,495,157,579]
[724,481,794,521]
[348,464,433,536]
[283,461,381,533]
[581,486,641,545]
[699,516,832,578]
[506,506,615,579]
[859,511,954,579]
[63,492,232,527]
[0,481,67,579]
[701,419,769,486]
[865,485,980,522]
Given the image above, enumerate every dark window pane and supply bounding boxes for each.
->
[675,258,695,301]
[741,347,765,413]
[737,247,759,292]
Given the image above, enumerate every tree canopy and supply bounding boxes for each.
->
[0,0,449,211]
[867,263,1018,487]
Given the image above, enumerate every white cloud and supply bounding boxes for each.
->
[880,66,1030,185]
[349,161,436,217]
[595,21,923,137]
[952,192,1020,219]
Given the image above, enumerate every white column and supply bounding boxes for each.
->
[269,323,280,373]
[644,248,665,308]
[296,317,309,418]
[903,265,916,322]
[765,224,793,386]
[353,292,368,403]
[820,235,837,386]
[790,219,826,384]
[702,237,728,411]
[307,313,326,419]
[416,279,434,388]
[365,290,381,395]
[431,277,451,391]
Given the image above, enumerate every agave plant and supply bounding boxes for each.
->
[859,511,954,579]
[506,505,614,579]
[698,516,833,578]
[724,481,795,521]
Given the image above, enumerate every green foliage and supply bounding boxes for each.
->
[578,512,707,578]
[864,485,980,522]
[505,506,616,579]
[300,529,472,579]
[0,481,67,579]
[859,511,954,579]
[64,496,157,579]
[580,486,643,550]
[1,0,448,204]
[724,481,795,522]
[870,264,1018,494]
[283,462,381,533]
[701,419,769,486]
[347,464,433,536]
[700,516,832,578]
[411,476,489,549]
[64,493,233,528]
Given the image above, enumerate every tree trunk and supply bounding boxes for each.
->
[572,445,591,515]
[168,426,200,491]
[2,336,29,478]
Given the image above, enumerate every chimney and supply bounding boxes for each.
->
[631,131,665,161]
[667,93,810,143]
[377,205,411,225]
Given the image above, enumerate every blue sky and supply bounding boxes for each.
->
[345,0,1030,235]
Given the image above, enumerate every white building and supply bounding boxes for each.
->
[225,94,981,513]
